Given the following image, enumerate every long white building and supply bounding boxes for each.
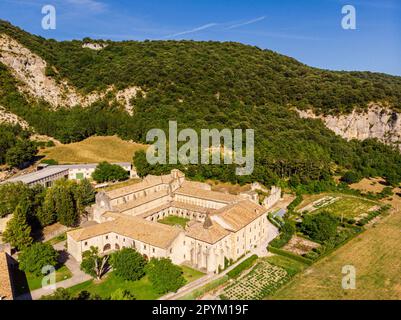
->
[67,170,279,274]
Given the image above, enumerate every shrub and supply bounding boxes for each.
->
[18,242,58,276]
[110,248,147,281]
[227,255,258,279]
[269,221,295,248]
[267,246,313,265]
[341,171,362,184]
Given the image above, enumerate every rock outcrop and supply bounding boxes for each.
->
[0,106,29,129]
[297,104,401,150]
[0,34,143,113]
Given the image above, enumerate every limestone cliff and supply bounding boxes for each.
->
[0,34,143,114]
[297,104,401,150]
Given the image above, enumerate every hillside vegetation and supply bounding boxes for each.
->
[1,20,401,187]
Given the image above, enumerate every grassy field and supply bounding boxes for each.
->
[271,207,401,300]
[67,265,203,300]
[39,136,147,164]
[298,193,380,219]
[158,216,190,228]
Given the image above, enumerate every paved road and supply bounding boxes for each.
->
[16,241,92,300]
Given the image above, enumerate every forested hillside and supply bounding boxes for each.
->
[1,20,401,187]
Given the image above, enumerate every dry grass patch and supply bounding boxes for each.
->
[283,236,320,256]
[272,209,401,300]
[39,136,147,164]
[350,177,386,194]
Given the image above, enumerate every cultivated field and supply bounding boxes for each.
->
[271,202,401,300]
[39,136,147,164]
[350,177,386,194]
[297,193,380,219]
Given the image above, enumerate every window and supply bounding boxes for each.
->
[144,245,147,250]
[116,235,118,239]
[84,241,88,246]
[170,248,173,254]
[152,248,155,253]
[123,238,125,242]
[106,235,109,240]
[183,241,186,246]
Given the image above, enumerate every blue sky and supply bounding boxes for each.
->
[1,0,400,75]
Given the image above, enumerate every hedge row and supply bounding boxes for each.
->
[267,246,314,265]
[227,255,258,279]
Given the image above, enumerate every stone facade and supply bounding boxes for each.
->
[67,170,278,273]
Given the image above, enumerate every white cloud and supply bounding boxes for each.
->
[165,23,218,38]
[226,16,266,30]
[65,0,107,13]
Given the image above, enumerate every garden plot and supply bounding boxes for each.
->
[283,236,320,256]
[222,260,290,300]
[298,196,339,213]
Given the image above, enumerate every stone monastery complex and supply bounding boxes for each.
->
[67,170,280,274]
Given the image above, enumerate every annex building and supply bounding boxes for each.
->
[67,170,279,273]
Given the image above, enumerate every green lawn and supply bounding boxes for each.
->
[27,265,72,291]
[66,265,203,300]
[158,216,190,228]
[68,273,161,300]
[181,265,205,283]
[13,265,73,295]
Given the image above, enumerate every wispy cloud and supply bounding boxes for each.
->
[65,0,107,13]
[226,16,266,30]
[165,23,218,38]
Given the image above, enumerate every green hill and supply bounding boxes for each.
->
[1,20,401,188]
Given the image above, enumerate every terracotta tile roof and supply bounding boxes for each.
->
[68,216,182,249]
[211,200,266,231]
[170,201,215,214]
[113,190,170,213]
[186,220,230,244]
[0,252,13,300]
[105,173,173,200]
[175,186,239,203]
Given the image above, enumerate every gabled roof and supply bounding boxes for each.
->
[175,186,239,203]
[211,200,266,232]
[68,216,182,249]
[186,220,230,244]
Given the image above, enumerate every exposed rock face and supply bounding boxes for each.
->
[0,34,143,112]
[0,106,29,129]
[297,104,401,150]
[82,43,108,50]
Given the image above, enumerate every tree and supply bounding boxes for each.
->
[300,211,339,242]
[92,162,129,183]
[80,246,109,280]
[110,289,135,300]
[43,180,80,227]
[73,179,96,210]
[145,258,185,294]
[18,242,58,276]
[2,204,33,250]
[341,171,362,184]
[110,248,147,281]
[0,183,32,218]
[5,139,38,168]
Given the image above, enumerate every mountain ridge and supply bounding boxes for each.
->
[1,19,401,188]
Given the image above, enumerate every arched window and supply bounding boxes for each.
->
[115,243,120,250]
[103,243,111,251]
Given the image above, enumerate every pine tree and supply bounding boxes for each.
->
[2,204,33,250]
